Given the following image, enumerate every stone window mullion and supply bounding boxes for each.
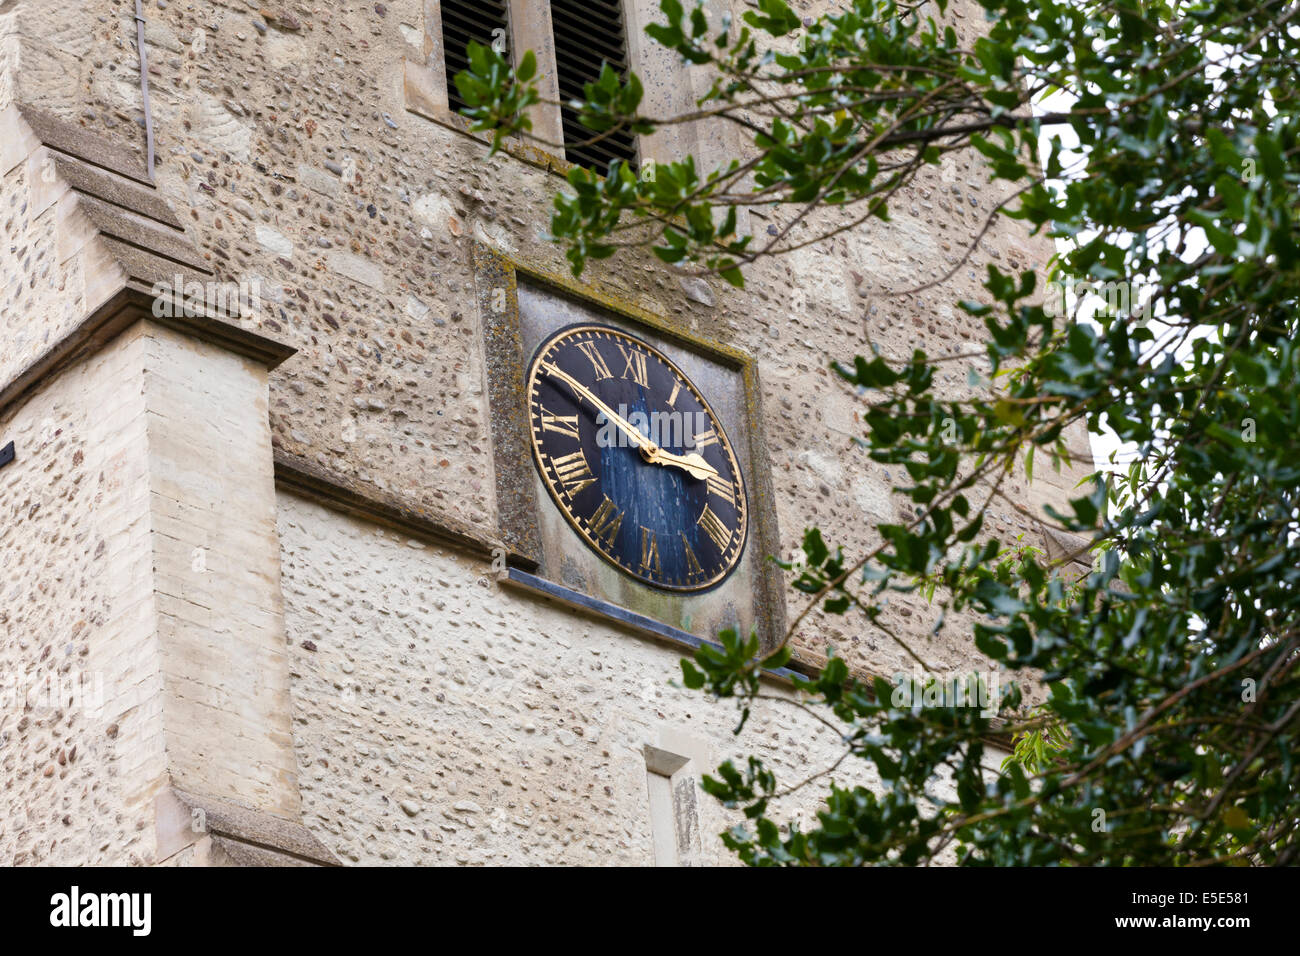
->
[507,0,566,153]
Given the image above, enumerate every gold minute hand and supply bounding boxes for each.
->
[540,362,719,481]
[541,362,656,455]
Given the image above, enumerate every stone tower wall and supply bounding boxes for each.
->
[0,0,1090,864]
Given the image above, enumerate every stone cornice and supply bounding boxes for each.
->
[0,284,296,421]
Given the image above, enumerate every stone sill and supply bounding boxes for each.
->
[403,59,576,179]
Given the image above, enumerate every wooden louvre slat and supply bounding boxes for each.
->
[550,0,638,175]
[438,1,638,175]
[441,0,511,115]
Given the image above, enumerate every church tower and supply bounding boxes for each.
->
[0,0,1091,865]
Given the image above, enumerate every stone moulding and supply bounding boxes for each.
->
[0,104,209,278]
[502,567,1019,748]
[273,448,536,571]
[154,788,340,867]
[0,102,294,417]
[502,566,811,684]
[0,284,295,422]
[8,103,154,187]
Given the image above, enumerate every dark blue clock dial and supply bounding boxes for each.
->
[526,324,748,591]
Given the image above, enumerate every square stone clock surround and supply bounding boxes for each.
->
[472,244,788,650]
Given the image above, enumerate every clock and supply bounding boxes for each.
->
[526,324,748,592]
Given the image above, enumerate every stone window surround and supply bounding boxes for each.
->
[644,738,707,866]
[405,1,561,163]
[403,0,739,177]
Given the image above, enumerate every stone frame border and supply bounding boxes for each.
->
[470,241,790,651]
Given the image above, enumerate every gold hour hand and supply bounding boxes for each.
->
[645,448,718,481]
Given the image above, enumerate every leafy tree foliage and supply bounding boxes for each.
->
[460,0,1300,864]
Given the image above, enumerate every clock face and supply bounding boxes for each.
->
[526,324,748,592]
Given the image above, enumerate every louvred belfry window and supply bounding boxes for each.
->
[549,0,638,175]
[441,0,511,115]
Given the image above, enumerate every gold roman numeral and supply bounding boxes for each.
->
[697,504,731,552]
[666,380,682,407]
[679,532,705,579]
[576,341,613,380]
[540,405,581,439]
[589,496,624,546]
[692,427,719,450]
[639,527,660,574]
[705,472,734,504]
[550,450,596,495]
[618,345,649,387]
